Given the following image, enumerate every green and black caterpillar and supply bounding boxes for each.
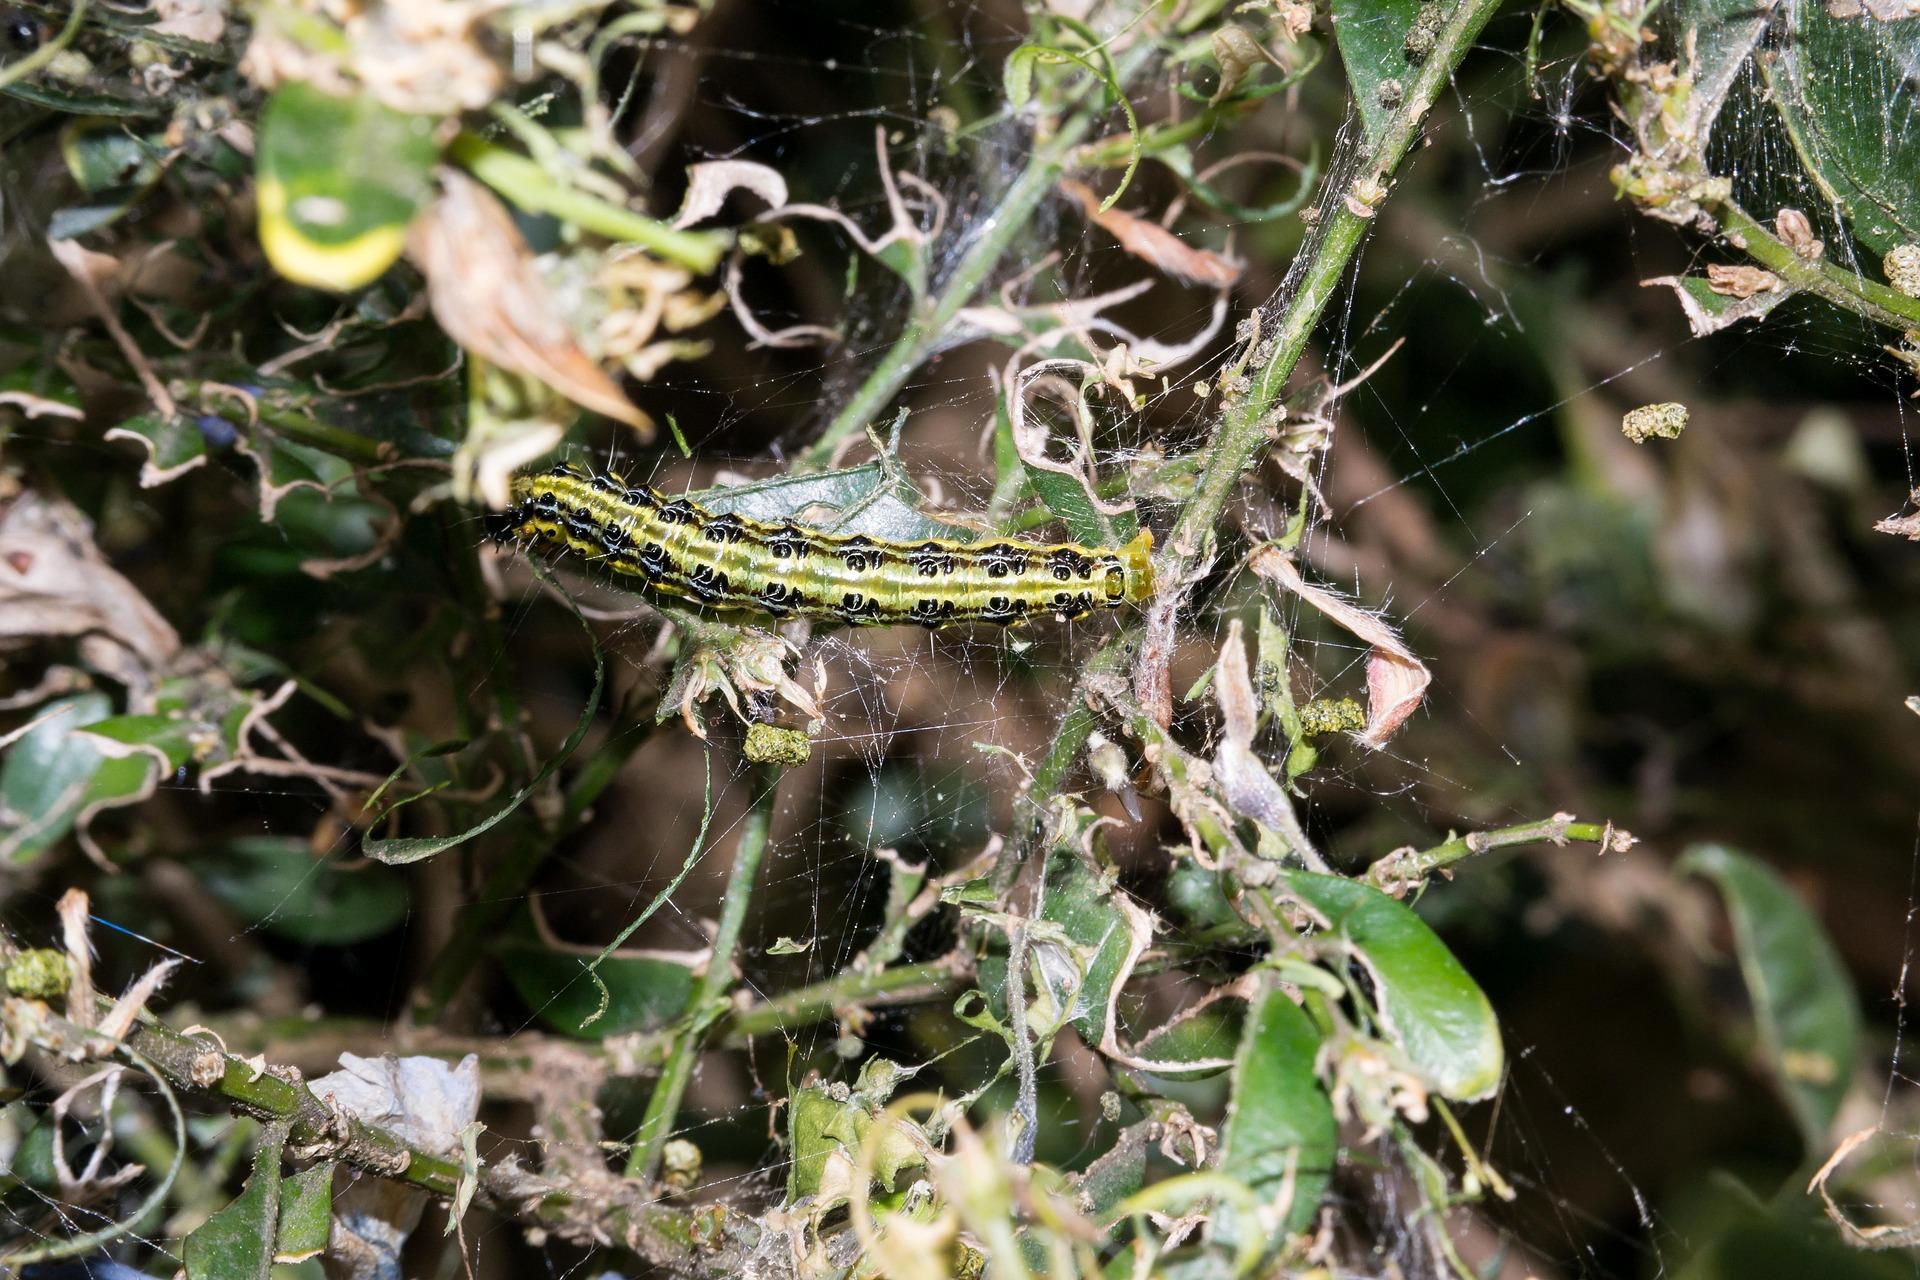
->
[491,464,1155,627]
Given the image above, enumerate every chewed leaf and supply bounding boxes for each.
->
[1279,870,1504,1101]
[0,693,117,865]
[691,461,982,543]
[106,412,210,487]
[1219,978,1335,1238]
[257,83,439,292]
[1681,844,1862,1147]
[1644,273,1792,336]
[1132,985,1248,1083]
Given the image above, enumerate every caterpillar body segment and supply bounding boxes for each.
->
[492,465,1155,628]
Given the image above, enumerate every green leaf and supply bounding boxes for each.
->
[201,838,408,946]
[977,845,1148,1046]
[1,693,113,864]
[1218,979,1335,1236]
[51,120,170,237]
[1680,844,1862,1147]
[692,460,981,543]
[0,694,163,866]
[496,926,698,1039]
[1670,0,1771,143]
[273,1161,335,1263]
[1764,7,1920,258]
[61,119,165,193]
[1278,870,1504,1100]
[786,1062,920,1204]
[80,712,198,769]
[185,1125,286,1280]
[1331,0,1431,145]
[1021,462,1134,547]
[256,83,440,291]
[1133,992,1247,1084]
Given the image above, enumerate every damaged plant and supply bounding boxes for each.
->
[0,0,1912,1277]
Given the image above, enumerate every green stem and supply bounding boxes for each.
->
[729,960,954,1038]
[1371,815,1629,889]
[1715,198,1920,331]
[625,762,782,1181]
[448,132,731,274]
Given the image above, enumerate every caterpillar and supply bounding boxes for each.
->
[490,464,1155,628]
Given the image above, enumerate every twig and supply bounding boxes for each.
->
[624,762,781,1182]
[1366,814,1636,893]
[1713,198,1920,332]
[449,132,730,274]
[1013,0,1504,849]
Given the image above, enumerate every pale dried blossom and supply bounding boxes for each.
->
[243,0,508,116]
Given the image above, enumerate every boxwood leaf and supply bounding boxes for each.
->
[1219,978,1335,1236]
[257,83,440,291]
[1680,843,1862,1147]
[1279,870,1503,1100]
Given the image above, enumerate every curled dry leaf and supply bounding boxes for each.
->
[407,170,652,445]
[1211,620,1324,868]
[672,160,790,229]
[1876,490,1920,540]
[1248,546,1430,750]
[0,489,180,686]
[1058,179,1242,289]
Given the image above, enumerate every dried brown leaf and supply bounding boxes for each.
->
[407,170,652,439]
[0,490,180,680]
[1059,179,1242,288]
[1249,546,1430,749]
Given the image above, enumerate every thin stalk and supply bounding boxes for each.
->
[1369,815,1631,889]
[624,762,782,1181]
[728,960,954,1038]
[449,132,731,274]
[1714,198,1920,331]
